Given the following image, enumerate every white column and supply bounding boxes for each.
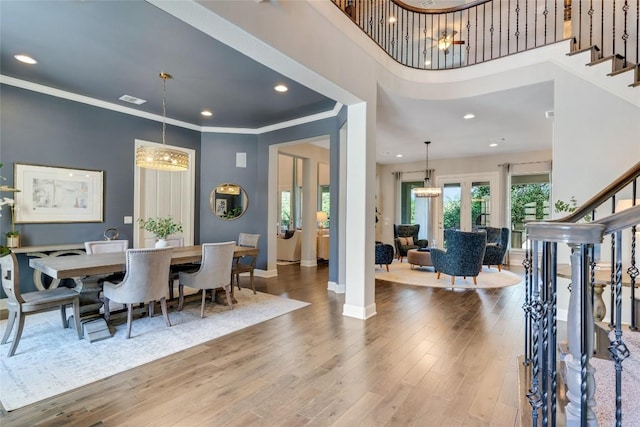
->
[301,157,318,267]
[343,102,376,319]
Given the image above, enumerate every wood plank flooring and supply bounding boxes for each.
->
[0,264,526,426]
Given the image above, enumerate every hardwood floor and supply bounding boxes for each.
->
[0,264,525,426]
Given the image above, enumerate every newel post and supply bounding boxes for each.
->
[525,222,605,427]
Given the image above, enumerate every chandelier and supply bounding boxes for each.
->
[135,72,189,171]
[413,141,441,198]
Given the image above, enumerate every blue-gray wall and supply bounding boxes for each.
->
[1,84,345,291]
[1,84,201,293]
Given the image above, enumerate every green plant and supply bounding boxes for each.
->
[138,216,183,239]
[555,196,591,222]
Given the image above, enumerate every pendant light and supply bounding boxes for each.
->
[413,141,441,198]
[136,72,189,171]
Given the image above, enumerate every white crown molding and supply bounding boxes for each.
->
[1,74,342,135]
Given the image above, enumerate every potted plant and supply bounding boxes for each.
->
[138,216,183,247]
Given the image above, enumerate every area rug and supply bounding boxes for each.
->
[0,289,309,411]
[375,261,522,289]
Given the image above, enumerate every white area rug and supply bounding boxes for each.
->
[0,289,309,411]
[375,261,522,289]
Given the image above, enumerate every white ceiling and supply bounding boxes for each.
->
[375,81,554,164]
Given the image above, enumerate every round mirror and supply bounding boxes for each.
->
[210,183,248,220]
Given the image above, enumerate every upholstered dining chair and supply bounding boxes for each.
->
[232,233,260,294]
[1,252,82,357]
[102,247,173,339]
[84,240,129,254]
[430,229,487,285]
[177,241,236,317]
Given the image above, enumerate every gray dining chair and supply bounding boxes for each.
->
[102,247,173,339]
[177,241,236,317]
[1,252,82,357]
[84,240,129,254]
[232,233,260,294]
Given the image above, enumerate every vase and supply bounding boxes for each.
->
[155,238,169,248]
[6,234,20,249]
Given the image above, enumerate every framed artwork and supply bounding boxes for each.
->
[215,199,227,216]
[14,163,104,223]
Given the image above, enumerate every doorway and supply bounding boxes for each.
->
[435,172,499,247]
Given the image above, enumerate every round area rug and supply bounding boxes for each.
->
[375,261,522,289]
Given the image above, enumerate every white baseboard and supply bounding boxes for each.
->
[342,303,377,319]
[254,268,278,278]
[327,281,345,293]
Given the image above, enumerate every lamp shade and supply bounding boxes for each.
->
[615,199,640,212]
[316,211,328,223]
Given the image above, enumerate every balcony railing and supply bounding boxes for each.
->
[331,0,639,75]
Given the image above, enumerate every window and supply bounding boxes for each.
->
[401,181,429,241]
[510,173,550,249]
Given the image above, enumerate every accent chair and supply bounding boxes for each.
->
[375,242,395,272]
[1,252,82,356]
[103,247,173,339]
[277,230,302,262]
[481,226,510,271]
[393,224,428,262]
[178,242,236,316]
[430,229,487,285]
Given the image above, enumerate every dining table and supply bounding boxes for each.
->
[29,244,259,342]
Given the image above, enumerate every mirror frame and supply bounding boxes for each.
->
[209,183,248,220]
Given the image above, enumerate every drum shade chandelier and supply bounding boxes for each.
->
[413,141,441,198]
[136,72,189,171]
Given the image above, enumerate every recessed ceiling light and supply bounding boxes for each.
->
[396,154,403,158]
[201,110,213,117]
[274,84,288,93]
[489,143,498,147]
[14,54,37,64]
[463,113,475,120]
[389,16,397,24]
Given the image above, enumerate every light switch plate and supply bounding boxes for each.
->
[124,216,133,224]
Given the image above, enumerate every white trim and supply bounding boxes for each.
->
[254,268,278,278]
[342,303,377,319]
[1,75,342,135]
[0,75,201,132]
[327,281,346,293]
[0,298,6,311]
[300,259,317,267]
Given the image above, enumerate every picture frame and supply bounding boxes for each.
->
[14,163,104,223]
[215,199,227,216]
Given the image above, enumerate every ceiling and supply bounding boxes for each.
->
[0,0,553,165]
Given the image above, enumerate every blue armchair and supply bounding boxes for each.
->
[375,242,395,272]
[394,224,428,262]
[481,227,509,271]
[431,230,487,285]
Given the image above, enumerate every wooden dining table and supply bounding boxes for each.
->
[29,245,259,342]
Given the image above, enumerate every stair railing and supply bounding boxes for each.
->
[331,0,639,80]
[524,160,640,426]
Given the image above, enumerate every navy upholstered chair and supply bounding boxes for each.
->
[375,243,395,272]
[393,224,428,262]
[430,229,487,285]
[481,227,509,271]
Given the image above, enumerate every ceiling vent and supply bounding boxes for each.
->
[545,110,554,119]
[419,0,437,7]
[119,94,147,105]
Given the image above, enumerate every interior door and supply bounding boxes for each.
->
[133,139,196,248]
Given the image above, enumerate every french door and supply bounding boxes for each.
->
[435,172,499,247]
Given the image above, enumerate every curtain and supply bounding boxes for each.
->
[499,163,511,264]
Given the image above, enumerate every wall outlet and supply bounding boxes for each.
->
[124,216,133,224]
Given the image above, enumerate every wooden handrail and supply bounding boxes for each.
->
[553,160,640,223]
